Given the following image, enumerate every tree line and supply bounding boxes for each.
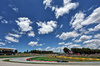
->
[15,47,100,54]
[24,50,53,54]
[63,47,100,54]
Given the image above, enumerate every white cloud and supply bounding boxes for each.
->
[79,28,89,34]
[68,44,81,49]
[28,41,38,47]
[88,6,94,11]
[37,44,43,46]
[43,0,79,19]
[37,37,40,41]
[36,48,42,50]
[58,42,65,45]
[1,20,8,24]
[43,0,52,9]
[45,46,67,52]
[45,46,50,51]
[94,34,100,39]
[83,39,100,44]
[0,42,5,46]
[59,31,80,40]
[37,21,57,34]
[56,35,60,38]
[50,48,57,51]
[28,41,42,47]
[58,42,72,45]
[56,46,65,52]
[28,31,35,37]
[88,24,100,32]
[60,24,63,28]
[65,42,72,45]
[84,39,100,49]
[9,4,19,12]
[70,12,85,30]
[81,7,100,25]
[70,7,100,30]
[16,17,32,32]
[8,33,20,38]
[54,0,79,18]
[5,36,19,43]
[12,8,19,12]
[74,35,92,43]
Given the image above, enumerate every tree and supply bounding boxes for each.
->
[63,47,69,53]
[14,50,18,53]
[27,50,29,53]
[71,48,82,54]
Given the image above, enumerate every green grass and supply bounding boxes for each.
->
[28,56,100,62]
[0,53,42,58]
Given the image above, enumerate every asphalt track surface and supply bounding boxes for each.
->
[0,57,100,66]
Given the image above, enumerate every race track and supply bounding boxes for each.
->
[0,57,100,66]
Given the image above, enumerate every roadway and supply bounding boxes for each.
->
[0,57,100,66]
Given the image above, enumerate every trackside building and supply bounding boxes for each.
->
[0,48,15,55]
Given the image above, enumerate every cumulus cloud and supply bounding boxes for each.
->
[28,41,42,47]
[68,44,81,49]
[79,28,89,34]
[54,0,79,18]
[28,31,35,37]
[43,0,52,9]
[47,46,64,52]
[81,7,100,25]
[28,41,38,47]
[12,8,19,12]
[58,42,72,45]
[5,36,19,43]
[56,35,60,38]
[9,4,19,12]
[88,24,100,32]
[56,46,65,52]
[74,35,92,43]
[60,24,63,28]
[36,48,42,50]
[84,39,100,49]
[45,46,50,51]
[8,33,21,38]
[0,42,5,46]
[70,12,85,30]
[43,0,79,19]
[16,17,32,32]
[94,34,100,39]
[59,31,80,40]
[37,44,43,46]
[65,42,72,45]
[70,7,100,30]
[1,20,8,24]
[49,48,56,51]
[37,21,57,34]
[45,46,69,52]
[58,42,65,45]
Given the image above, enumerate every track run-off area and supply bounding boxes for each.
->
[0,56,100,66]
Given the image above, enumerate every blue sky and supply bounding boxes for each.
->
[0,0,100,52]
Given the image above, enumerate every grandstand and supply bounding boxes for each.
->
[0,48,15,55]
